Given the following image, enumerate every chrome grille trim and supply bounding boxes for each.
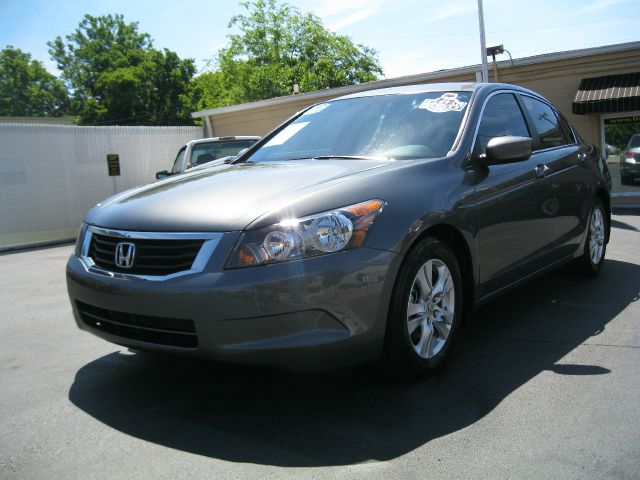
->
[79,225,223,281]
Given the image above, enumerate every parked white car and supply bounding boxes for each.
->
[156,136,260,179]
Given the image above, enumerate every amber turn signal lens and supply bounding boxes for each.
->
[343,199,385,217]
[237,245,259,266]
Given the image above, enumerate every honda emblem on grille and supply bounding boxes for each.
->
[115,242,136,269]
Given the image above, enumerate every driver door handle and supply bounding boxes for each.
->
[534,164,550,179]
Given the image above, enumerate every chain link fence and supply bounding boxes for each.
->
[0,123,201,251]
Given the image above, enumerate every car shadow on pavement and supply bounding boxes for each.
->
[68,259,640,467]
[610,219,640,232]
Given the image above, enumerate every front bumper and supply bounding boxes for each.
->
[67,246,402,371]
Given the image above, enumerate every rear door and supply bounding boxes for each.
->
[519,94,591,262]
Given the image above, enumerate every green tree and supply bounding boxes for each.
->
[48,14,195,125]
[0,46,69,117]
[205,0,383,106]
[188,71,233,112]
[605,122,638,151]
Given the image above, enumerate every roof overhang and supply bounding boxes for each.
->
[572,72,640,115]
[192,41,640,120]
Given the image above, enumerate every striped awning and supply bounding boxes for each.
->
[572,72,640,115]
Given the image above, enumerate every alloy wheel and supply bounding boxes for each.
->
[406,259,455,359]
[589,207,605,265]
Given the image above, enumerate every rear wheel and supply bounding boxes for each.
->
[385,237,462,379]
[570,198,607,276]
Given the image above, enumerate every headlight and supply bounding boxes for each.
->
[74,222,88,257]
[226,199,386,268]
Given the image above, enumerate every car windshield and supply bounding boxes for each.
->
[245,91,471,163]
[190,139,257,167]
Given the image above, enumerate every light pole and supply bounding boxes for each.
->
[477,0,489,83]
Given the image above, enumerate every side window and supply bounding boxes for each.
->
[557,113,577,144]
[521,96,571,149]
[476,93,530,155]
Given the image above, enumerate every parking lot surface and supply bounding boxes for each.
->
[1,210,639,480]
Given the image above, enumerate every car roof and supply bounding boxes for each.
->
[332,82,541,102]
[334,82,480,101]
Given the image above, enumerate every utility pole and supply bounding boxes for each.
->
[477,0,489,82]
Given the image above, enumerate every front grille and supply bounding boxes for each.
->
[76,301,198,348]
[88,233,204,276]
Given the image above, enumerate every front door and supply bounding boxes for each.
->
[471,92,556,298]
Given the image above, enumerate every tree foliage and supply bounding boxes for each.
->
[193,0,383,108]
[605,122,638,151]
[48,14,195,125]
[187,71,233,112]
[4,4,383,123]
[0,46,69,117]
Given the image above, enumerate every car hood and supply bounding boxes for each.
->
[85,160,395,232]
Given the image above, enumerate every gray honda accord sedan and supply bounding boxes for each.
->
[66,82,611,378]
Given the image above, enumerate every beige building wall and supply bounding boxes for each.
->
[194,43,640,149]
[496,46,640,146]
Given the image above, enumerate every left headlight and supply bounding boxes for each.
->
[226,199,386,268]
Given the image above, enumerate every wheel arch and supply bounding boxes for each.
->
[405,223,475,323]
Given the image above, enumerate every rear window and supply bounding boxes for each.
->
[191,140,256,166]
[628,135,640,149]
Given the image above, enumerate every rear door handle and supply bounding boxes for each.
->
[534,164,550,179]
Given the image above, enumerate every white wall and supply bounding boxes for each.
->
[0,124,201,249]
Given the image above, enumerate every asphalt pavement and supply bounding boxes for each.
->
[1,210,639,479]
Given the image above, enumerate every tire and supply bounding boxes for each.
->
[384,237,463,379]
[570,198,607,276]
[620,174,631,186]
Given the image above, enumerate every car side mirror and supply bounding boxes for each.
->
[155,170,170,180]
[480,136,532,166]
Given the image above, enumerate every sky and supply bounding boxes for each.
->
[1,0,639,80]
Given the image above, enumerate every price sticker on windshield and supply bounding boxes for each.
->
[419,93,468,113]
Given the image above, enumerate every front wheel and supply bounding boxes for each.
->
[384,237,463,379]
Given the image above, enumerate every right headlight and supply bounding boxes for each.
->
[226,199,386,268]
